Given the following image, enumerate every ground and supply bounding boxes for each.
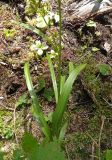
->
[0,0,112,159]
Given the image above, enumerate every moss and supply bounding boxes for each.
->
[79,56,111,107]
[65,132,91,159]
[65,107,112,159]
[0,111,14,140]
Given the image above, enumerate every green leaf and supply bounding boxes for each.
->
[0,152,4,160]
[92,47,100,52]
[52,64,86,136]
[22,135,65,160]
[45,112,53,122]
[24,62,51,140]
[47,54,58,103]
[86,20,96,27]
[22,133,39,160]
[43,88,54,101]
[97,64,111,76]
[69,62,75,74]
[20,23,45,38]
[59,121,68,141]
[16,93,28,108]
[37,78,45,92]
[13,149,25,160]
[36,141,65,160]
[60,76,66,95]
[4,129,13,139]
[105,150,112,160]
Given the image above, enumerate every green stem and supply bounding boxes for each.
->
[57,0,62,94]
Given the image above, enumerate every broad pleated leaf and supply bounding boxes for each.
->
[22,133,39,160]
[22,133,65,160]
[36,141,65,160]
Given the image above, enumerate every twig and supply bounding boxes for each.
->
[86,132,99,159]
[0,61,8,66]
[13,105,19,144]
[103,98,112,107]
[86,132,98,147]
[0,104,14,111]
[91,142,95,160]
[98,116,105,160]
[90,155,98,159]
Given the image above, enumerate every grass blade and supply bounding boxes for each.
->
[24,62,51,140]
[20,23,45,38]
[47,54,58,103]
[52,64,86,136]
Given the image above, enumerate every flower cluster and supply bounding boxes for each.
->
[30,40,58,58]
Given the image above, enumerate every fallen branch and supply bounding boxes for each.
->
[64,0,112,22]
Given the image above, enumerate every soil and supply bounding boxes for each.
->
[0,0,112,159]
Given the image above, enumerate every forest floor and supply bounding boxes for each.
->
[0,0,112,159]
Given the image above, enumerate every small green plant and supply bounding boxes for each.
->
[24,60,86,140]
[97,64,111,76]
[92,47,100,52]
[25,0,41,15]
[86,20,96,28]
[21,0,86,158]
[3,28,16,39]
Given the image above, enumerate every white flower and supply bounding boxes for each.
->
[42,0,48,3]
[54,14,59,23]
[50,50,58,58]
[36,16,47,28]
[42,44,48,50]
[30,40,49,56]
[30,44,38,51]
[35,40,41,47]
[48,12,55,19]
[38,49,43,56]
